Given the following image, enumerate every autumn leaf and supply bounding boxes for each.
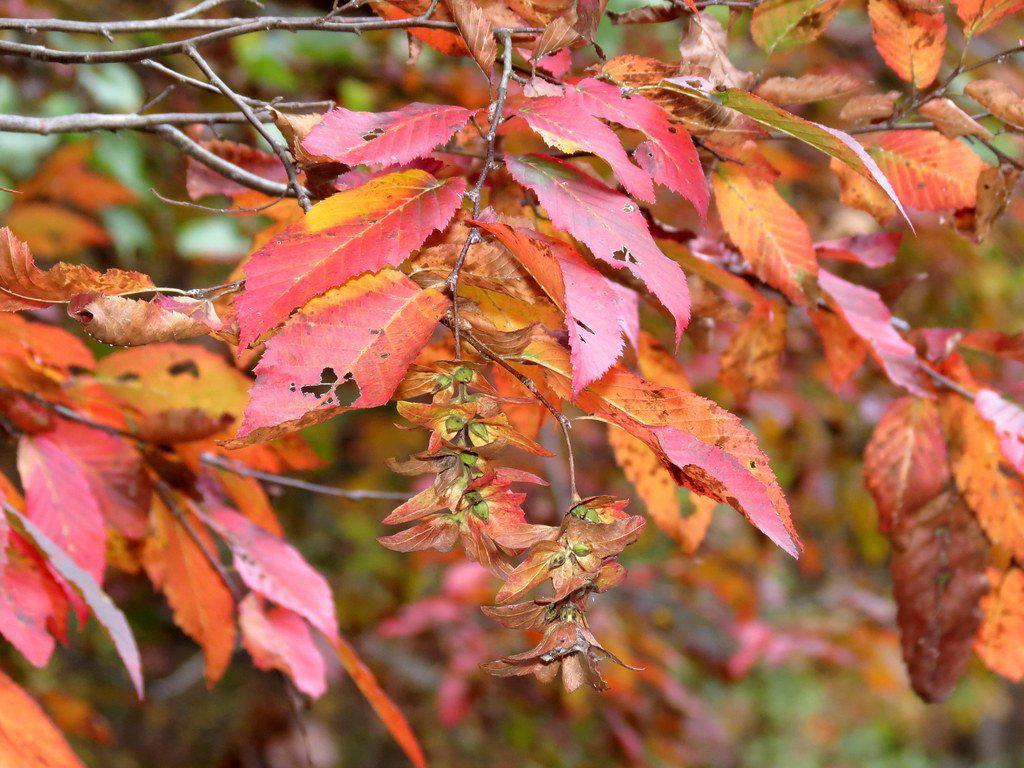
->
[975,567,1024,682]
[5,505,144,698]
[571,77,709,215]
[144,499,236,687]
[954,0,1024,35]
[0,671,87,768]
[750,0,842,52]
[864,397,949,532]
[18,431,107,582]
[235,269,449,443]
[971,391,1023,473]
[814,232,901,268]
[754,73,863,105]
[68,292,227,347]
[942,394,1024,562]
[818,269,926,395]
[718,301,788,400]
[608,426,715,553]
[446,0,498,71]
[505,153,690,342]
[964,79,1024,130]
[237,169,464,347]
[713,162,817,305]
[200,504,340,642]
[0,539,57,668]
[239,594,327,699]
[474,219,636,394]
[0,227,153,312]
[302,102,474,167]
[868,0,946,88]
[859,130,986,212]
[890,489,988,702]
[514,88,656,202]
[918,98,993,141]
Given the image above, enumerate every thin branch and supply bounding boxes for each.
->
[200,453,410,501]
[185,46,312,211]
[153,479,245,602]
[154,124,294,198]
[448,29,514,358]
[0,110,268,134]
[0,14,542,65]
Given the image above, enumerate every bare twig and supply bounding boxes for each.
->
[185,46,312,211]
[200,453,410,501]
[0,14,542,65]
[0,110,269,134]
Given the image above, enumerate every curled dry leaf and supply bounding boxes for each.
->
[956,163,1022,242]
[964,79,1024,130]
[755,73,863,105]
[0,227,153,312]
[837,91,899,128]
[68,293,224,347]
[917,98,993,140]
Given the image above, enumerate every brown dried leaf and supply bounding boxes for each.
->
[964,79,1024,130]
[918,98,993,140]
[890,489,989,702]
[68,293,222,347]
[837,91,900,128]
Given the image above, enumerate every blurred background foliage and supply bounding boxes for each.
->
[1,0,1023,766]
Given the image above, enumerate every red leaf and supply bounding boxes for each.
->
[571,77,709,216]
[236,270,449,443]
[240,594,327,699]
[17,433,107,582]
[505,153,690,343]
[43,420,151,539]
[302,103,473,168]
[818,269,926,395]
[5,505,143,698]
[0,539,56,667]
[974,389,1024,476]
[237,169,464,347]
[200,504,339,642]
[475,219,636,394]
[864,397,949,532]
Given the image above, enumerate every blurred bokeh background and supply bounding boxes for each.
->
[1,0,1023,765]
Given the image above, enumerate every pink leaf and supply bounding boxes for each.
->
[815,232,901,268]
[649,425,801,557]
[5,506,143,697]
[572,78,709,216]
[818,269,926,396]
[975,389,1024,475]
[0,540,55,668]
[505,153,690,343]
[475,220,635,393]
[302,103,474,168]
[239,594,327,699]
[200,505,340,642]
[514,92,655,202]
[17,433,106,582]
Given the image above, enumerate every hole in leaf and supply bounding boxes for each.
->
[168,360,200,377]
[301,367,339,399]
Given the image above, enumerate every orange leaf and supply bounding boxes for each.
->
[868,0,946,88]
[0,227,152,312]
[975,566,1024,682]
[712,162,817,305]
[0,671,86,768]
[143,499,236,686]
